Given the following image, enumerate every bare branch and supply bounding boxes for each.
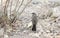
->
[4,0,10,15]
[18,0,32,16]
[16,0,24,12]
[14,0,20,11]
[10,0,13,20]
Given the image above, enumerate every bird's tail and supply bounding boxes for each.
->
[32,24,36,31]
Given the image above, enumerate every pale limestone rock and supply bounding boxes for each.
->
[0,28,4,36]
[4,34,9,38]
[52,6,60,17]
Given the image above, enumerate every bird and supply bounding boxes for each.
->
[32,13,37,31]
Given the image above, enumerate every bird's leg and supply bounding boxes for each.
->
[32,24,36,31]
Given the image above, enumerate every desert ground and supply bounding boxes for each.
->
[0,0,60,38]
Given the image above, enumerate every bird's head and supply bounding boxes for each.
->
[32,13,36,15]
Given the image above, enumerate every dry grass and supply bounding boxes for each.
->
[0,0,32,38]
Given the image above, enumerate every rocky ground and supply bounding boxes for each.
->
[0,0,60,38]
